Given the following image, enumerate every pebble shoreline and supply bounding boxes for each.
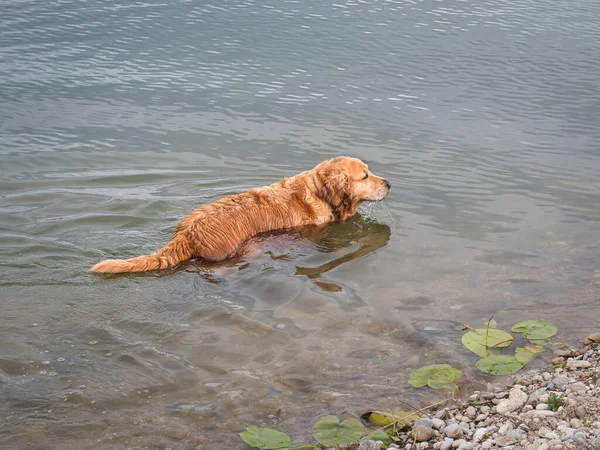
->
[358,334,600,450]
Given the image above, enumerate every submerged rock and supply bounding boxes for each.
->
[584,332,600,345]
[161,424,189,439]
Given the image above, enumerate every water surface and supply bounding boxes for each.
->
[1,0,600,448]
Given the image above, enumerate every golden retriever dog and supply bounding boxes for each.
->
[90,156,391,273]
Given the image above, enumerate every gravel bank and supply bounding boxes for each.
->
[359,335,600,450]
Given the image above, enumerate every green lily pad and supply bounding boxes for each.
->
[511,320,557,341]
[528,338,550,346]
[312,415,364,447]
[515,345,543,364]
[462,328,514,357]
[239,426,291,450]
[476,355,524,375]
[360,429,391,443]
[408,364,463,389]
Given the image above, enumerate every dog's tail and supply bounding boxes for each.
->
[90,236,192,274]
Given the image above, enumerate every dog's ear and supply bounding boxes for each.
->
[318,170,358,222]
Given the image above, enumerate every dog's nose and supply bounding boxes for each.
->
[384,179,392,189]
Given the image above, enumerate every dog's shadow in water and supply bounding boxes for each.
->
[292,215,391,292]
[186,214,392,292]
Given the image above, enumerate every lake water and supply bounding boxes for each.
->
[1,0,600,448]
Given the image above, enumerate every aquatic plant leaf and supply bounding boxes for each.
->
[527,338,549,346]
[483,318,497,329]
[462,329,514,357]
[524,343,544,353]
[362,411,396,427]
[515,346,542,364]
[408,364,463,389]
[239,426,291,449]
[312,415,364,446]
[360,429,391,443]
[476,355,524,375]
[361,410,416,429]
[511,320,557,341]
[461,333,489,357]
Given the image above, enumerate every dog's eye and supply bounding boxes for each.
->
[362,173,369,180]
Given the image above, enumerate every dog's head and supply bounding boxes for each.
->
[314,156,391,221]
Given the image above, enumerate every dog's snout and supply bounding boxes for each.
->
[384,179,392,189]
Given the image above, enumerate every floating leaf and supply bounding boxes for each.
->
[361,410,416,430]
[511,320,557,341]
[239,426,291,450]
[476,355,524,375]
[515,346,541,364]
[462,333,489,357]
[483,318,497,329]
[408,364,463,389]
[524,343,544,353]
[312,415,364,447]
[362,411,396,427]
[360,429,391,443]
[462,328,514,357]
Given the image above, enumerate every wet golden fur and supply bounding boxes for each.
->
[90,156,391,273]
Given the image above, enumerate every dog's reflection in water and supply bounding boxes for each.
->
[187,214,391,291]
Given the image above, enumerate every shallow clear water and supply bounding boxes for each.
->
[1,0,600,448]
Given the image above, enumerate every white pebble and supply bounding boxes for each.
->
[452,439,465,448]
[481,439,493,449]
[445,424,463,439]
[532,410,556,418]
[496,388,528,414]
[432,418,445,430]
[440,439,453,450]
[570,418,583,429]
[473,428,487,442]
[566,359,591,369]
